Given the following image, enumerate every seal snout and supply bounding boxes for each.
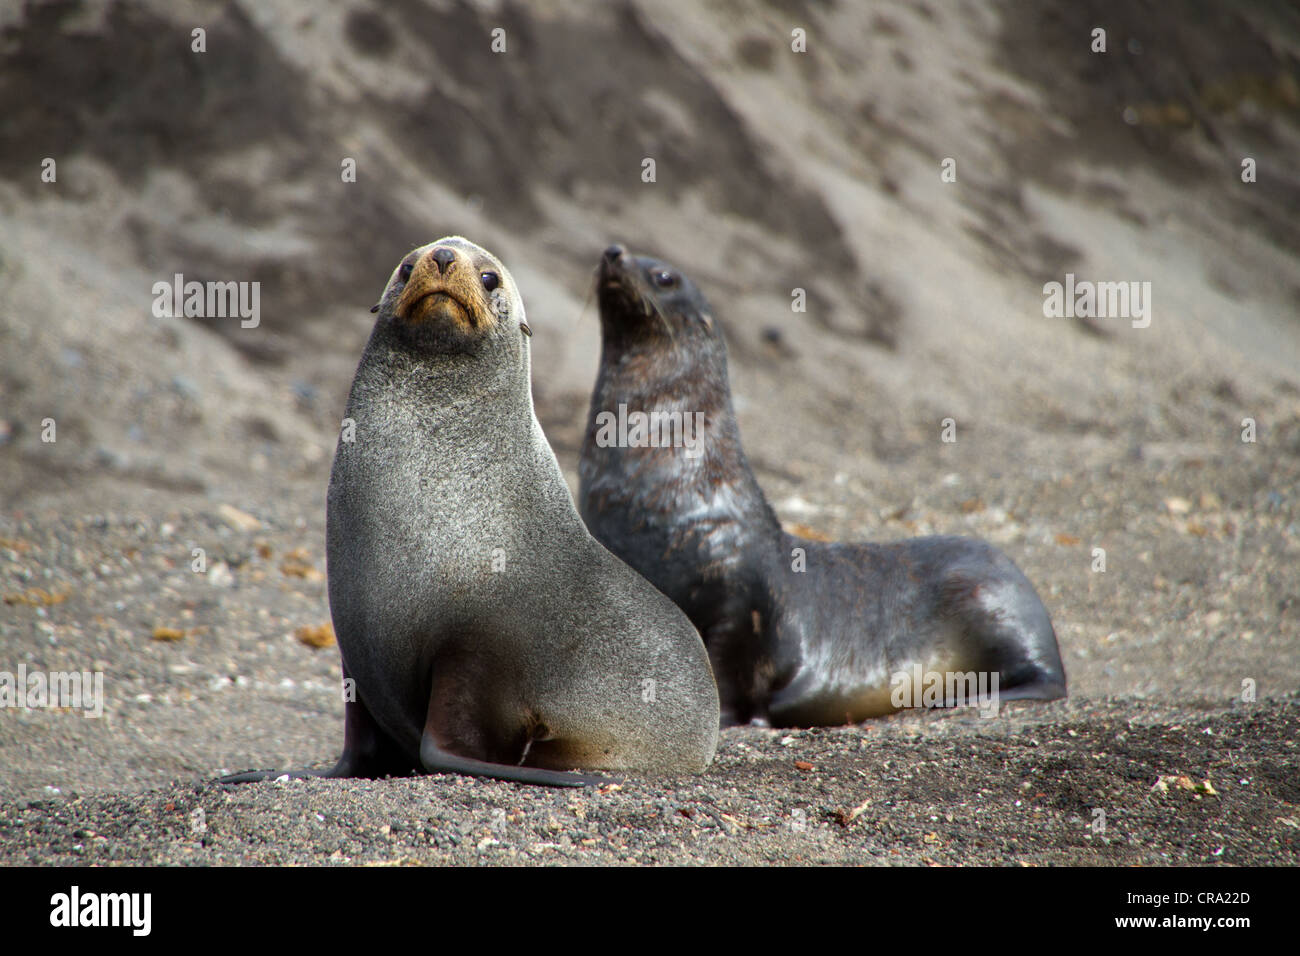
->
[599,243,631,281]
[596,252,639,320]
[432,247,457,275]
[595,239,634,291]
[393,244,484,332]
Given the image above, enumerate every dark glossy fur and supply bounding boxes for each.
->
[579,247,1067,727]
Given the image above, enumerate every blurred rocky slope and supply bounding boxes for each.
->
[1,0,1298,509]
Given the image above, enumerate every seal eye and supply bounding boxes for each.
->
[398,262,414,283]
[481,271,500,291]
[653,270,677,289]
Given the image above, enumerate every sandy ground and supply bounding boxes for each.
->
[1,0,1298,866]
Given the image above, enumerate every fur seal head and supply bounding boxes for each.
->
[596,243,721,357]
[373,235,532,354]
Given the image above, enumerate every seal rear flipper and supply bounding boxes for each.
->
[417,733,607,788]
[980,623,1068,704]
[993,674,1067,703]
[934,546,1068,704]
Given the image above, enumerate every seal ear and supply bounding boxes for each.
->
[520,319,532,337]
[370,303,380,313]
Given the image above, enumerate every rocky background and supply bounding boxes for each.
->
[0,0,1297,865]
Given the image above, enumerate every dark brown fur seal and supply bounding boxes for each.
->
[579,245,1067,727]
[223,237,718,787]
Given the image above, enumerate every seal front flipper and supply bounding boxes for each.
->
[219,685,418,784]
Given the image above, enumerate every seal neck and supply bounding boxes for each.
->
[583,336,782,543]
[351,320,538,450]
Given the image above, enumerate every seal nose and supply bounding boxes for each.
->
[432,247,457,275]
[603,244,625,264]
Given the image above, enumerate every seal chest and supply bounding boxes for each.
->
[223,237,718,787]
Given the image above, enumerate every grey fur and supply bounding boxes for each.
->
[326,238,718,780]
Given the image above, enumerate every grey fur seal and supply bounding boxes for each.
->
[579,245,1067,727]
[223,237,718,786]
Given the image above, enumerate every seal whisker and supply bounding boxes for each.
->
[642,292,677,346]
